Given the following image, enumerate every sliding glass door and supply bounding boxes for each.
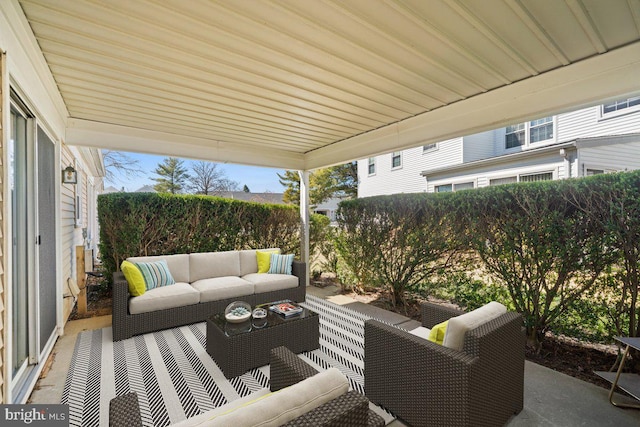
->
[9,104,30,382]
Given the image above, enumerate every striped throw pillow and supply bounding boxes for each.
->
[134,260,176,290]
[268,254,294,275]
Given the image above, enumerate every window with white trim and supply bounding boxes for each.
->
[529,117,553,143]
[391,152,402,169]
[490,176,517,186]
[504,117,554,149]
[505,123,525,149]
[602,96,640,115]
[519,172,553,182]
[423,143,438,153]
[435,184,452,193]
[454,182,474,191]
[368,157,376,175]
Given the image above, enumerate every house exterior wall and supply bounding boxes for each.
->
[578,138,640,175]
[426,152,566,192]
[358,103,640,196]
[0,3,104,403]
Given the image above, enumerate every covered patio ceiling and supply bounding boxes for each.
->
[17,0,640,170]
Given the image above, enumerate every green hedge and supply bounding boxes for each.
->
[336,170,640,346]
[98,192,300,278]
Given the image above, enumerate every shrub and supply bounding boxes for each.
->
[98,192,300,279]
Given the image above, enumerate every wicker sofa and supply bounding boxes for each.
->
[112,249,306,341]
[109,346,385,427]
[364,302,524,427]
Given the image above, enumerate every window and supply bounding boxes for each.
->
[423,143,438,153]
[454,182,474,191]
[586,169,604,176]
[435,184,452,192]
[391,152,402,169]
[529,117,553,143]
[505,123,525,149]
[505,117,554,148]
[490,176,517,186]
[368,157,376,175]
[602,96,640,115]
[520,172,553,182]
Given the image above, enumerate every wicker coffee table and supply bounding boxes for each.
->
[206,304,319,378]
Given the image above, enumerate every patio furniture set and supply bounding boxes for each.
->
[109,249,526,426]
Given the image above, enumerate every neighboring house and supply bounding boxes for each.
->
[358,97,640,196]
[313,197,345,224]
[133,184,157,193]
[102,185,121,194]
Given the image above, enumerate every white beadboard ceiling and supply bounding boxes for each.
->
[17,0,640,170]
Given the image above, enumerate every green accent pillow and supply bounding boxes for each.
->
[256,249,280,274]
[121,260,146,296]
[427,320,448,345]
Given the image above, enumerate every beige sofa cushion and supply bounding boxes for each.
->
[239,248,280,276]
[171,389,271,427]
[129,283,200,315]
[190,251,241,282]
[242,273,298,293]
[127,254,190,283]
[191,277,255,302]
[442,301,507,351]
[200,367,349,427]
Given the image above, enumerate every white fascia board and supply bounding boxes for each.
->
[304,41,640,170]
[66,119,305,170]
[0,0,68,138]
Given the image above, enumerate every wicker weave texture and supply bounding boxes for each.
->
[109,392,142,427]
[270,344,319,391]
[365,306,524,427]
[207,311,319,378]
[112,260,306,341]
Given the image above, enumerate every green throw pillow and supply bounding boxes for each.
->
[427,320,448,345]
[121,260,146,296]
[256,249,280,274]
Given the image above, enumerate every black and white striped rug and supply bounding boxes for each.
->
[61,295,394,426]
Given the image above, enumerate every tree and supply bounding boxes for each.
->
[278,162,358,206]
[152,157,190,194]
[243,184,250,193]
[102,150,143,184]
[188,161,238,195]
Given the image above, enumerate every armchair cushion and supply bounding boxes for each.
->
[442,301,506,351]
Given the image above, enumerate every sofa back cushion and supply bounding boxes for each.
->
[204,367,349,427]
[239,248,280,276]
[190,251,241,282]
[442,301,507,351]
[127,254,190,283]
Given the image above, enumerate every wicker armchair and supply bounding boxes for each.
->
[364,302,524,427]
[110,346,384,427]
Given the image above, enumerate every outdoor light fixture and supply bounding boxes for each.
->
[62,165,77,184]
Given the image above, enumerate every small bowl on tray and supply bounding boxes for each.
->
[224,301,252,323]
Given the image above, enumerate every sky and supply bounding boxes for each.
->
[105,151,287,193]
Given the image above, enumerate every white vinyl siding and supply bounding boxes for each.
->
[463,130,496,162]
[420,138,463,170]
[579,140,640,176]
[358,147,426,197]
[558,105,640,141]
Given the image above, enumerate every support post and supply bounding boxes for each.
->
[298,170,310,288]
[76,246,87,315]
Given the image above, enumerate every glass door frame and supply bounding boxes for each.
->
[8,93,40,400]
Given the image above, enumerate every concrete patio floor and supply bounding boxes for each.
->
[30,286,640,426]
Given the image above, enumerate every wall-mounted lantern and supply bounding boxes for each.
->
[62,165,77,184]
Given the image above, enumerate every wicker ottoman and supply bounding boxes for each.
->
[206,306,319,378]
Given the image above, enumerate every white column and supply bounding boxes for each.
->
[298,170,310,287]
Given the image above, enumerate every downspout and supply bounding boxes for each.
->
[298,171,310,288]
